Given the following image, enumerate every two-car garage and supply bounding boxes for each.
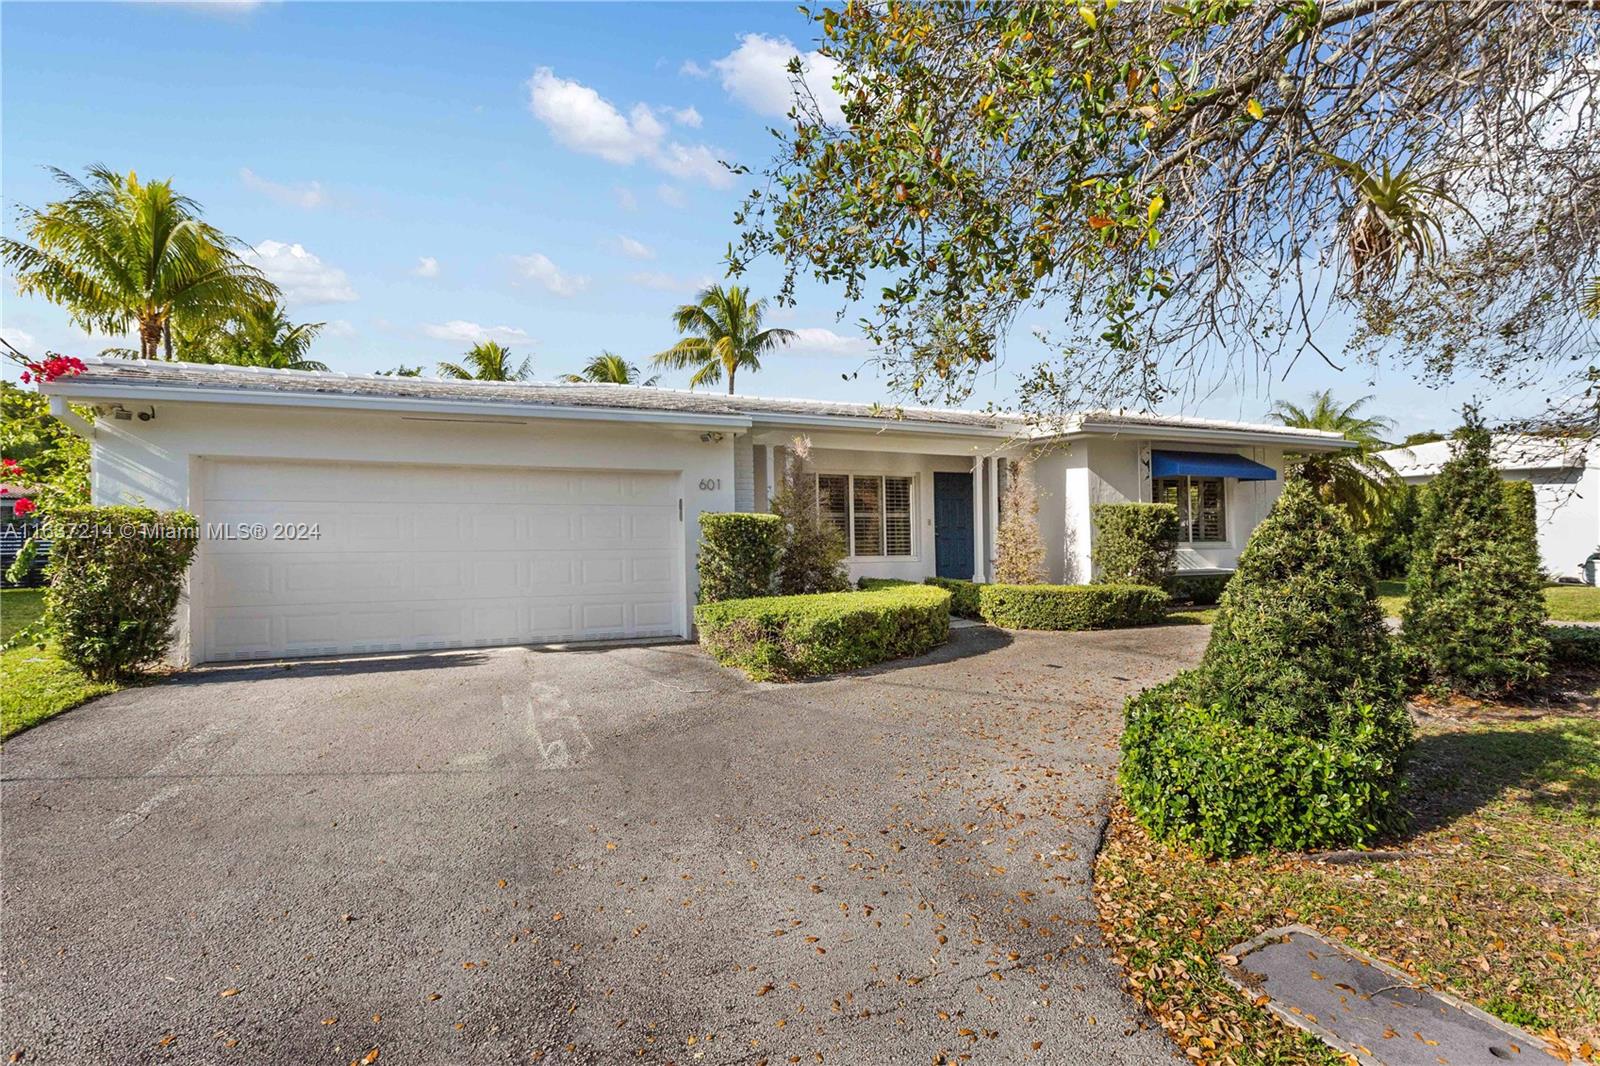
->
[196,458,685,662]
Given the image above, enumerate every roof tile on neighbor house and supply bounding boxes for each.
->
[40,357,1345,441]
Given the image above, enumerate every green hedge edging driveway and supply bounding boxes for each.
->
[979,583,1168,630]
[696,585,951,681]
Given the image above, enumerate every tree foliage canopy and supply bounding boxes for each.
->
[731,1,1599,428]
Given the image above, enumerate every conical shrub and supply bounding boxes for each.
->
[1201,476,1401,734]
[1403,418,1549,694]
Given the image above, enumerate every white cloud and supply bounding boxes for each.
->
[789,327,870,356]
[679,59,710,79]
[323,319,357,338]
[525,67,733,187]
[245,240,357,303]
[239,167,328,209]
[657,184,687,208]
[611,236,655,260]
[712,34,847,125]
[411,256,440,279]
[0,326,38,352]
[613,186,639,211]
[671,106,703,128]
[628,271,715,293]
[511,252,589,297]
[653,142,731,187]
[420,320,531,344]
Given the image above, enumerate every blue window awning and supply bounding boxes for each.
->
[1151,450,1277,482]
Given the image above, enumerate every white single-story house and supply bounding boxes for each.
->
[41,358,1348,663]
[1374,435,1600,584]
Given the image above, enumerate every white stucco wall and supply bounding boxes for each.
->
[84,400,737,661]
[1034,437,1289,582]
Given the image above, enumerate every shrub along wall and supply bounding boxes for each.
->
[45,505,200,680]
[924,576,982,619]
[1092,503,1179,586]
[1167,572,1231,606]
[695,585,951,682]
[978,583,1167,630]
[697,513,783,603]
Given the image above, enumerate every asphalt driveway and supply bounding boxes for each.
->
[1,624,1206,1065]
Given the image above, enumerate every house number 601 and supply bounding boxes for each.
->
[698,478,722,490]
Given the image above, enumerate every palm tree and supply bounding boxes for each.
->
[561,351,658,386]
[1,165,277,359]
[1268,390,1402,531]
[205,302,328,371]
[651,283,795,393]
[436,340,532,381]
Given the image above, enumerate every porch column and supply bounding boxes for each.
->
[987,456,1001,577]
[763,444,776,512]
[972,457,985,581]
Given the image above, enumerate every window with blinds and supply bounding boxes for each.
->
[814,474,914,557]
[1153,475,1227,543]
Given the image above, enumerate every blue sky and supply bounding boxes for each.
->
[0,1,1571,436]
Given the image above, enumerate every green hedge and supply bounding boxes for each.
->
[858,577,914,591]
[1549,625,1600,669]
[1119,675,1413,857]
[695,585,951,681]
[978,583,1167,630]
[697,513,783,603]
[924,576,982,619]
[45,506,200,680]
[1092,503,1179,586]
[1168,572,1231,606]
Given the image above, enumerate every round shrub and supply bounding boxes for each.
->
[697,512,783,603]
[44,505,199,680]
[1091,503,1179,586]
[1119,675,1413,857]
[1200,477,1401,735]
[924,576,982,619]
[1403,419,1549,695]
[977,583,1167,630]
[695,584,950,681]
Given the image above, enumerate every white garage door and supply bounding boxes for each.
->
[197,459,683,662]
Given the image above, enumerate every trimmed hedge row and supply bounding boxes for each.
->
[857,577,914,591]
[695,585,951,682]
[1168,572,1231,606]
[978,583,1167,630]
[925,576,982,619]
[697,513,783,603]
[1549,625,1600,669]
[1120,676,1413,857]
[1092,502,1179,586]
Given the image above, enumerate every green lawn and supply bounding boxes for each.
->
[1,588,117,741]
[1097,715,1600,1062]
[1169,580,1600,625]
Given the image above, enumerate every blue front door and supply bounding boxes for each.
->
[933,472,974,579]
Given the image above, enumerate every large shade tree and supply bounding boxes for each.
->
[2,166,277,359]
[729,3,1599,432]
[1268,391,1400,531]
[436,340,532,382]
[652,283,796,394]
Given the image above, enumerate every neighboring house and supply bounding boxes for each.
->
[1374,435,1600,584]
[41,359,1347,663]
[0,483,50,587]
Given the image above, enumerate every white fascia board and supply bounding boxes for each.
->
[748,412,1016,439]
[1046,423,1354,451]
[40,381,754,430]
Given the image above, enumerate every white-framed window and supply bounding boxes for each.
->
[817,473,914,557]
[1154,476,1227,543]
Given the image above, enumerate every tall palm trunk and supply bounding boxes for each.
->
[138,315,163,360]
[727,364,736,394]
[163,320,174,360]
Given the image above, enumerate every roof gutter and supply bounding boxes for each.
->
[1043,423,1355,451]
[40,380,755,430]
